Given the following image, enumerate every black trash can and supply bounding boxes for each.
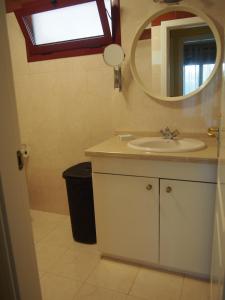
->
[62,162,96,244]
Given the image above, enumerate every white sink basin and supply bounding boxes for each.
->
[128,137,206,153]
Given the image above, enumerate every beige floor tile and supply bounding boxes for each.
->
[39,220,75,249]
[31,210,68,243]
[69,241,100,255]
[87,259,139,294]
[32,224,55,243]
[40,273,82,300]
[33,211,98,253]
[31,209,67,225]
[75,283,144,300]
[79,243,99,254]
[33,209,189,300]
[181,277,210,300]
[50,248,101,282]
[130,268,184,300]
[36,242,68,273]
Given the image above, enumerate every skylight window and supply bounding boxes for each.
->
[15,0,121,62]
[104,0,112,34]
[32,2,104,45]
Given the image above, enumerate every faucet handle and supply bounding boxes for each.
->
[160,127,170,135]
[160,127,171,139]
[164,127,170,132]
[171,129,180,138]
[160,129,165,135]
[160,127,179,139]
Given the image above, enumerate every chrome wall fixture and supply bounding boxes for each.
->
[114,66,122,91]
[103,44,125,91]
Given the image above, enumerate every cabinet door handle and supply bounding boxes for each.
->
[166,186,172,193]
[146,184,153,191]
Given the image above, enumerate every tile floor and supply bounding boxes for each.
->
[31,209,210,300]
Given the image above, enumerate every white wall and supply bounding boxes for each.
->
[6,0,224,214]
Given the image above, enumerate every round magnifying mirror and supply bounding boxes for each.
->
[103,44,125,67]
[130,6,222,101]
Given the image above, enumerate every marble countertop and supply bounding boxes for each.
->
[85,133,218,164]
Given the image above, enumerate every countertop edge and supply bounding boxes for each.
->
[85,150,218,164]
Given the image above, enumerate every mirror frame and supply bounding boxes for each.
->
[130,5,222,102]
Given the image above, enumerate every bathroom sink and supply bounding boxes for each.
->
[128,137,206,153]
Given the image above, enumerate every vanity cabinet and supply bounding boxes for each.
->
[160,179,215,275]
[93,174,159,264]
[90,157,217,277]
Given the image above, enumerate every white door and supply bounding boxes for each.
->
[160,179,215,277]
[211,62,225,297]
[93,173,159,264]
[0,1,42,300]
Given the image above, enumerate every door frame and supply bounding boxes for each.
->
[0,1,42,299]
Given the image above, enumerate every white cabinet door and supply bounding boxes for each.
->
[92,173,159,264]
[160,179,215,276]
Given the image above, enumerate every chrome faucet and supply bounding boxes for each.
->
[160,127,180,139]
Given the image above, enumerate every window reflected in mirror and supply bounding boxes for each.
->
[134,11,217,98]
[171,26,216,96]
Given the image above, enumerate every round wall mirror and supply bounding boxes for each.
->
[130,6,221,101]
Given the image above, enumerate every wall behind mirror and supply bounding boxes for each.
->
[6,0,224,214]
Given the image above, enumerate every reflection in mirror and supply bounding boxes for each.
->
[135,11,217,98]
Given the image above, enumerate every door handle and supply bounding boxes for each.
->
[17,150,24,170]
[166,186,172,193]
[146,184,153,191]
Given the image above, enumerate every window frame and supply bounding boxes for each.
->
[15,0,121,62]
